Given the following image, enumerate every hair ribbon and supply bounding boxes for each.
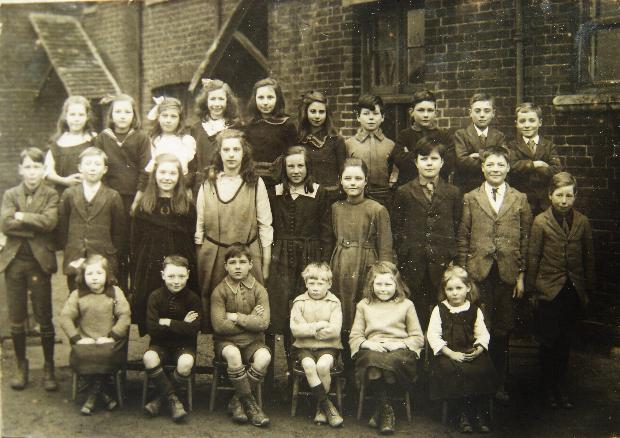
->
[147,96,165,121]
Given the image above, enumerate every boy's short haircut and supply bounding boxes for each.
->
[470,92,495,107]
[19,147,45,164]
[414,135,447,159]
[481,145,511,164]
[549,171,577,195]
[356,94,384,114]
[410,90,436,108]
[301,262,333,284]
[162,254,190,270]
[79,146,108,165]
[515,102,542,119]
[224,243,252,262]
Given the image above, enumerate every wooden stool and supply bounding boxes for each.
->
[357,370,413,422]
[71,369,125,408]
[209,359,263,412]
[141,365,195,411]
[290,362,344,416]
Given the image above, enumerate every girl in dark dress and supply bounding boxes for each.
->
[130,154,197,336]
[297,91,346,204]
[427,266,497,433]
[189,79,241,196]
[244,78,297,187]
[266,146,333,367]
[45,96,97,194]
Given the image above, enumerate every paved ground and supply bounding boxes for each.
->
[1,256,619,437]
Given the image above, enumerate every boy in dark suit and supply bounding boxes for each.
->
[57,147,125,290]
[508,102,562,216]
[392,90,454,186]
[527,172,595,408]
[457,145,532,402]
[392,136,462,327]
[454,93,507,193]
[0,147,59,391]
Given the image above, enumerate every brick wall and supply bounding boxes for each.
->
[268,0,359,137]
[0,3,77,193]
[82,2,141,101]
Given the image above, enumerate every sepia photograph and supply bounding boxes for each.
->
[0,0,618,436]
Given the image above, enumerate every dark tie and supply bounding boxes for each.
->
[492,188,498,201]
[479,134,486,147]
[562,217,570,235]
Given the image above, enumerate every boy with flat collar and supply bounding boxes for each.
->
[508,102,562,216]
[345,95,396,206]
[454,93,507,193]
[143,255,202,423]
[392,90,455,186]
[0,147,59,391]
[392,136,462,328]
[211,243,271,427]
[290,262,343,427]
[457,146,532,403]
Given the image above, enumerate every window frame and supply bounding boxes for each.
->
[577,0,620,88]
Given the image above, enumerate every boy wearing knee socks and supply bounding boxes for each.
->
[211,243,271,427]
[290,262,343,427]
[143,255,201,422]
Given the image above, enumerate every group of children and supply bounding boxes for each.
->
[0,77,595,434]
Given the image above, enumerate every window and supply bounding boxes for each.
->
[578,0,620,86]
[359,1,425,138]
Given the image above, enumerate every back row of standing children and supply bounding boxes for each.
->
[0,76,594,434]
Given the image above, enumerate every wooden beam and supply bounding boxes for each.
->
[233,31,270,73]
[189,0,255,92]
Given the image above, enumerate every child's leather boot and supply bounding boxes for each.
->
[228,395,248,423]
[320,398,343,428]
[240,394,270,427]
[10,359,29,390]
[43,363,58,392]
[167,394,187,423]
[144,396,162,417]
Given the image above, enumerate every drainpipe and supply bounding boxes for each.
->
[515,0,524,105]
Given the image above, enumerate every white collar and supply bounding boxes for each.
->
[484,181,506,195]
[203,119,227,137]
[523,134,539,145]
[441,299,471,313]
[474,125,489,137]
[82,181,101,201]
[275,183,319,199]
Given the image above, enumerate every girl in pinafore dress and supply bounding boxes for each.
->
[266,146,333,367]
[59,255,131,416]
[427,265,497,433]
[349,261,424,435]
[195,128,273,331]
[244,78,297,187]
[45,96,97,194]
[297,91,346,204]
[190,79,241,196]
[130,154,197,336]
[330,158,393,364]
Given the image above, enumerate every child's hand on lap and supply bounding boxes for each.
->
[95,337,114,344]
[362,340,387,352]
[382,341,407,351]
[463,346,483,362]
[184,311,199,323]
[77,337,95,345]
